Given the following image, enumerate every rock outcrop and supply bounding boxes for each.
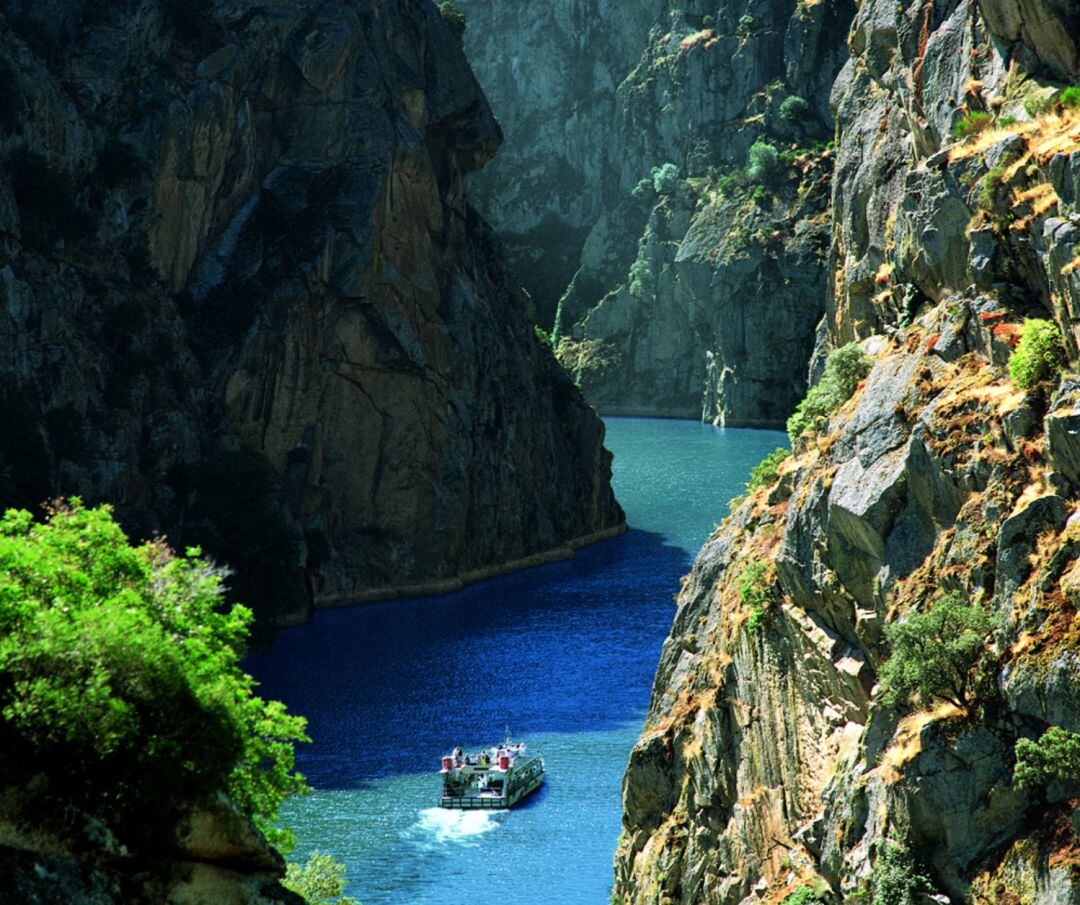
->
[616,0,1080,901]
[0,0,623,627]
[0,786,301,904]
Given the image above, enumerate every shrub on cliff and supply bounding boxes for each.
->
[628,259,653,298]
[1014,727,1080,792]
[953,111,993,140]
[284,852,360,905]
[0,501,309,851]
[871,839,933,905]
[1008,318,1065,390]
[786,343,870,440]
[1061,87,1080,111]
[438,1,466,39]
[779,95,811,123]
[746,448,789,494]
[747,141,781,184]
[738,561,773,633]
[880,592,999,711]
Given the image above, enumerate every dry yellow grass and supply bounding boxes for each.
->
[878,702,963,783]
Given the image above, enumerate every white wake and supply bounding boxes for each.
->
[410,807,503,846]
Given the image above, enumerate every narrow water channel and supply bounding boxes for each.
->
[246,418,786,903]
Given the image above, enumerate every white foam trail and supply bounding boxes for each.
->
[411,807,502,846]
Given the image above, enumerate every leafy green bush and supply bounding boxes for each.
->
[1025,93,1055,119]
[786,343,870,440]
[782,887,824,905]
[779,95,811,123]
[1014,727,1080,791]
[746,448,789,493]
[998,114,1017,127]
[628,259,653,298]
[953,111,993,139]
[631,177,653,199]
[1008,318,1065,390]
[871,840,932,905]
[977,164,1007,211]
[751,184,769,205]
[0,501,308,850]
[284,852,361,905]
[534,325,553,350]
[717,173,739,196]
[652,162,680,195]
[438,1,466,39]
[880,592,998,710]
[1061,87,1080,111]
[739,561,773,634]
[747,141,781,184]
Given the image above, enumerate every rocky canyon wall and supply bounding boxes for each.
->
[458,0,856,426]
[615,1,1080,902]
[0,0,623,628]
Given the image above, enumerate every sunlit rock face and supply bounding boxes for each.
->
[615,0,1080,901]
[0,0,623,627]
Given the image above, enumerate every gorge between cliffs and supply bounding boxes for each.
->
[0,0,1079,904]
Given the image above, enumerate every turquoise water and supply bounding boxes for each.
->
[246,418,785,903]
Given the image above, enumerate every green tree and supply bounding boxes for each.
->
[779,95,811,123]
[0,501,308,850]
[284,852,361,905]
[1008,318,1065,390]
[879,592,998,710]
[651,162,680,195]
[1014,727,1080,791]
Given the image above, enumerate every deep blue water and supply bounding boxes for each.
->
[246,418,785,903]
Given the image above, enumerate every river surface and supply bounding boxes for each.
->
[246,417,786,903]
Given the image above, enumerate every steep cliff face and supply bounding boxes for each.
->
[0,0,623,627]
[617,1,1080,902]
[457,0,854,425]
[454,0,655,322]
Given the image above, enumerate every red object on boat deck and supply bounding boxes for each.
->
[442,756,454,771]
[498,754,511,770]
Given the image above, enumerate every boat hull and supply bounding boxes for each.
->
[439,772,544,810]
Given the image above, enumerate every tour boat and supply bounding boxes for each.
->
[439,738,545,810]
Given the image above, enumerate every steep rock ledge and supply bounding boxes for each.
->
[617,0,1080,900]
[0,0,623,627]
[616,302,1080,904]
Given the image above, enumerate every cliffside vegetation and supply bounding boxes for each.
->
[608,0,1080,902]
[0,500,313,900]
